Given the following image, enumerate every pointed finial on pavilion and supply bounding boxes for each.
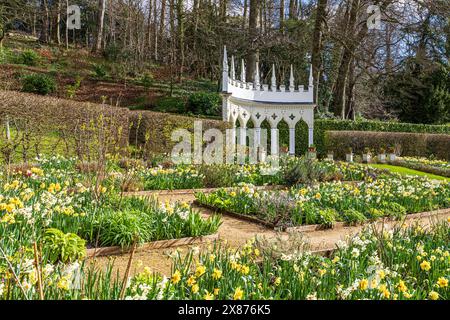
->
[254,61,260,89]
[222,46,228,92]
[289,64,295,91]
[308,63,313,88]
[271,64,276,91]
[231,55,236,80]
[241,59,246,83]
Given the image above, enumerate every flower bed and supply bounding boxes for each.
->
[126,222,450,300]
[195,175,450,229]
[391,157,450,178]
[0,155,221,262]
[133,158,385,192]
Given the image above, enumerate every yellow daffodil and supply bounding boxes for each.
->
[186,275,196,287]
[428,291,439,300]
[437,277,448,288]
[233,287,244,300]
[420,260,431,271]
[396,280,407,293]
[359,279,369,291]
[212,268,222,280]
[195,264,206,277]
[171,270,181,284]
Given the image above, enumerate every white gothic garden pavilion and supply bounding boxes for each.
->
[221,46,316,156]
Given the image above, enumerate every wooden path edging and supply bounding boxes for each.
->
[285,207,450,233]
[86,233,219,258]
[192,200,277,229]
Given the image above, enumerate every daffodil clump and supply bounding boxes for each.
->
[142,166,205,190]
[138,157,384,191]
[196,175,450,228]
[126,222,449,300]
[399,157,450,170]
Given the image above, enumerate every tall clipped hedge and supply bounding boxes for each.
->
[278,119,450,155]
[324,131,450,160]
[129,110,230,155]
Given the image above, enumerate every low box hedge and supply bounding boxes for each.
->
[324,130,450,160]
[278,119,450,156]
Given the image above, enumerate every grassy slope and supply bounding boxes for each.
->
[367,163,450,182]
[0,36,217,111]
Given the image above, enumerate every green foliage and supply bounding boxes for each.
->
[384,59,450,124]
[342,209,367,225]
[17,49,40,66]
[81,197,221,247]
[21,73,56,95]
[140,72,154,88]
[154,96,186,113]
[282,157,338,186]
[43,228,86,263]
[93,63,108,78]
[382,202,407,220]
[186,92,221,116]
[317,208,337,227]
[66,76,82,99]
[324,130,450,160]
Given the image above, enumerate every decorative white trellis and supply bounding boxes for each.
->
[221,46,315,157]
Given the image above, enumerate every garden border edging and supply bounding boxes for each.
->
[86,233,219,258]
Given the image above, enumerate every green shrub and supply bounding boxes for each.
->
[140,73,154,88]
[317,208,337,228]
[366,207,385,220]
[381,202,407,220]
[282,157,336,186]
[43,228,86,263]
[21,73,57,95]
[324,130,450,160]
[154,96,186,113]
[66,76,82,99]
[93,64,108,78]
[17,49,40,66]
[342,209,367,225]
[186,92,221,116]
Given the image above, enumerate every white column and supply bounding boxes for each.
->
[289,127,296,156]
[231,125,236,146]
[270,127,279,155]
[308,127,314,146]
[239,126,246,147]
[226,125,236,164]
[255,127,261,146]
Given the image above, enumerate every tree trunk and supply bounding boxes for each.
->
[279,0,284,32]
[177,0,184,81]
[56,0,61,45]
[147,0,153,53]
[65,0,69,49]
[246,0,260,82]
[289,0,296,19]
[40,0,49,43]
[311,0,327,106]
[332,0,360,118]
[243,0,248,29]
[159,0,166,46]
[93,0,107,52]
[154,0,159,60]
